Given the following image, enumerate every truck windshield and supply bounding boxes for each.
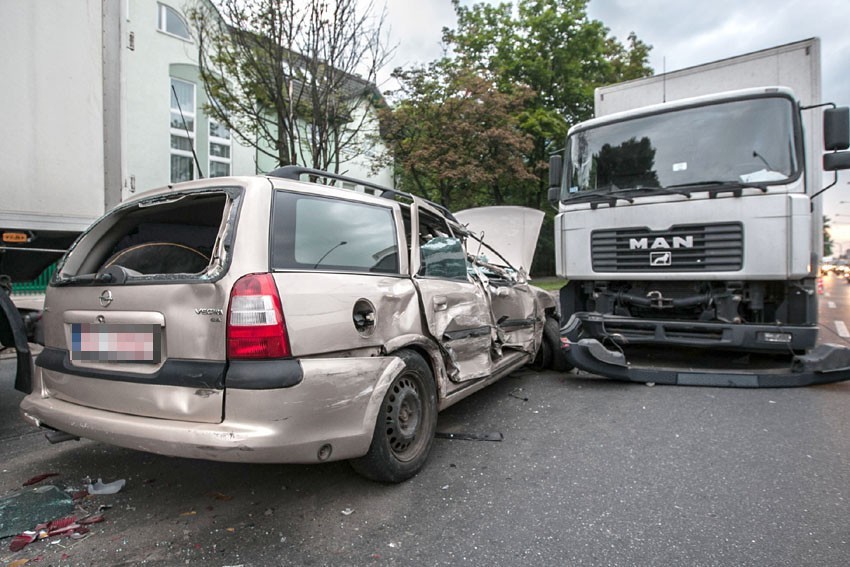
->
[565,96,799,195]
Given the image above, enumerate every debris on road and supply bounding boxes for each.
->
[0,485,74,539]
[21,473,59,487]
[7,513,103,552]
[509,389,529,401]
[85,478,126,495]
[435,431,504,442]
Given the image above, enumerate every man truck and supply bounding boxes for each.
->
[549,38,850,386]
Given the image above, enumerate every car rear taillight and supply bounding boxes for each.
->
[227,273,291,359]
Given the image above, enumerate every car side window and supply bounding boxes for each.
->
[271,191,399,274]
[418,214,468,281]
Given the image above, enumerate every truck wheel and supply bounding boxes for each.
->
[350,350,437,483]
[535,316,573,372]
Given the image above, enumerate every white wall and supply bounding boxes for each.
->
[123,0,258,197]
[0,0,394,224]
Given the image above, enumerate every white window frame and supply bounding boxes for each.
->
[157,3,192,41]
[208,117,232,178]
[170,78,196,183]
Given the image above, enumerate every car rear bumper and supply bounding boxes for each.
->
[20,356,405,463]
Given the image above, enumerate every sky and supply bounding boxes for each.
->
[378,0,850,250]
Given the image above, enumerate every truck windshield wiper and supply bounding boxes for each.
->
[664,180,769,197]
[610,186,692,199]
[563,187,634,209]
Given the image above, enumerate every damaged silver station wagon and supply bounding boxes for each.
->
[18,167,565,482]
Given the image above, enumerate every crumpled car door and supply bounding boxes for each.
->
[410,199,495,382]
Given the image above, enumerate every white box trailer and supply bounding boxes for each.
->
[548,38,850,387]
[0,1,123,389]
[0,1,123,241]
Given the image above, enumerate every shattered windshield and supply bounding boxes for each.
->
[565,96,799,195]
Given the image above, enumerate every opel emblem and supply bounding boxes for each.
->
[99,290,114,307]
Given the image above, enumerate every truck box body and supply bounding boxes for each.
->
[0,1,119,236]
[0,1,123,285]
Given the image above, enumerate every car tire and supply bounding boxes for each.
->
[350,350,437,483]
[534,316,573,372]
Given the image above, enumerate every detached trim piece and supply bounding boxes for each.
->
[36,347,225,389]
[443,326,491,341]
[1,291,32,393]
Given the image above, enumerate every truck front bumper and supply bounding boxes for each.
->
[569,312,818,353]
[560,314,850,387]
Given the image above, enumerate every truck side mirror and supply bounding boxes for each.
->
[823,107,850,171]
[824,152,850,171]
[549,155,563,188]
[548,155,563,206]
[824,107,849,151]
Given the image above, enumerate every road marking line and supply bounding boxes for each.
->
[828,301,837,308]
[836,321,850,338]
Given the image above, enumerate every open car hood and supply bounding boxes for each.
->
[454,206,545,274]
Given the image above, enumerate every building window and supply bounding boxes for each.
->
[170,78,195,183]
[157,4,192,40]
[209,118,231,177]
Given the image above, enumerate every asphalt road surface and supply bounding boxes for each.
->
[0,284,849,566]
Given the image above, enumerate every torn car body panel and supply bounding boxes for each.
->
[417,277,495,382]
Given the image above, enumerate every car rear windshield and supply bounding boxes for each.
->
[270,191,399,274]
[54,190,235,285]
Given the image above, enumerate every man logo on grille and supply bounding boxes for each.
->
[650,251,672,266]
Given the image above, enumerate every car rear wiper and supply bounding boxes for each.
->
[665,180,768,197]
[52,274,98,286]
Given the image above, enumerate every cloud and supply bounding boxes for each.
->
[586,0,850,106]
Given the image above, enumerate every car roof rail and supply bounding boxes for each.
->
[267,166,456,220]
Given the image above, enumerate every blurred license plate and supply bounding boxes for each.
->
[71,323,162,363]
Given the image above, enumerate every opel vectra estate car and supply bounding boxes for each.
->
[18,167,563,482]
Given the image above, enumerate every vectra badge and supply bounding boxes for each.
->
[99,290,113,307]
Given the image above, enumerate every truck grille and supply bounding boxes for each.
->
[591,223,743,272]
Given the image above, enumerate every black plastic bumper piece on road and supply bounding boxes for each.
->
[2,290,32,394]
[563,338,850,387]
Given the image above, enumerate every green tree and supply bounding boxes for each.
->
[188,0,390,173]
[443,0,653,207]
[383,0,652,274]
[381,62,537,211]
